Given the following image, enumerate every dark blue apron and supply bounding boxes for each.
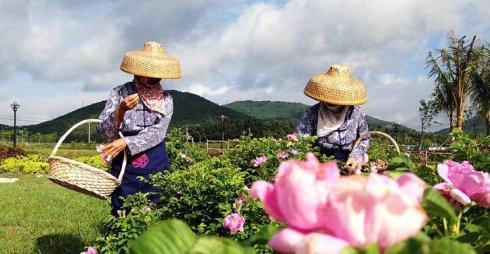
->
[110,137,170,215]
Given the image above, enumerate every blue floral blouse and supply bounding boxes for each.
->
[296,103,370,159]
[96,81,173,155]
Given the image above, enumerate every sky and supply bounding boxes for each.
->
[0,0,489,131]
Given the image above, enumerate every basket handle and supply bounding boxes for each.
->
[352,130,400,154]
[49,119,127,183]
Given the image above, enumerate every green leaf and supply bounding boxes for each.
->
[428,238,476,254]
[422,187,457,222]
[129,219,197,254]
[191,237,255,254]
[363,243,381,254]
[387,234,475,254]
[340,244,380,254]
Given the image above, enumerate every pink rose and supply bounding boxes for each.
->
[223,213,245,233]
[269,228,349,254]
[286,134,299,142]
[436,160,490,207]
[81,246,97,254]
[276,151,288,159]
[96,144,111,164]
[251,153,340,231]
[252,156,268,167]
[323,173,428,250]
[95,144,104,153]
[251,154,428,252]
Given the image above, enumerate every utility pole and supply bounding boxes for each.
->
[10,102,20,148]
[88,122,91,143]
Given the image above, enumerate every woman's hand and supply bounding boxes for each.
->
[102,138,127,161]
[114,94,139,128]
[346,157,361,169]
[121,94,139,111]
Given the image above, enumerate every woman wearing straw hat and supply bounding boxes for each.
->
[97,41,181,215]
[297,64,370,171]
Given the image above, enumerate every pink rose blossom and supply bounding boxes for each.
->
[223,213,245,233]
[251,154,427,252]
[252,156,268,167]
[251,153,340,231]
[276,151,288,159]
[96,144,104,153]
[236,195,245,205]
[323,174,427,250]
[436,160,490,207]
[96,144,111,164]
[286,134,299,142]
[269,228,349,254]
[81,246,97,254]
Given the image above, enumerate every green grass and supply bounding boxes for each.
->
[0,173,109,253]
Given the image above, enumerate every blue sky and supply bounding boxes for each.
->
[0,0,488,131]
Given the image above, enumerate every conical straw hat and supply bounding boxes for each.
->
[304,64,367,105]
[120,41,181,79]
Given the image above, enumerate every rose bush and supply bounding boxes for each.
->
[94,130,488,254]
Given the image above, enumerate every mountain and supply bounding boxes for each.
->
[435,115,487,135]
[224,101,414,132]
[25,90,250,135]
[225,101,307,120]
[0,124,10,130]
[23,93,418,136]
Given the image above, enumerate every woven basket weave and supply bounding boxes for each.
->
[120,41,181,79]
[304,65,367,105]
[48,119,127,199]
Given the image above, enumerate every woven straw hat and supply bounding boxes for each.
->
[120,41,181,79]
[304,64,367,105]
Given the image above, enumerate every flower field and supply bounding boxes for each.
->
[0,129,489,253]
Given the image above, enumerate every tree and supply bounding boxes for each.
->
[468,46,490,135]
[418,100,438,150]
[426,32,482,130]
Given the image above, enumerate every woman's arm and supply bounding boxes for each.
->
[97,88,139,140]
[296,106,315,135]
[97,89,123,140]
[123,96,173,155]
[349,110,370,159]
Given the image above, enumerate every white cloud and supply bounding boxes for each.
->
[186,83,230,96]
[0,0,488,131]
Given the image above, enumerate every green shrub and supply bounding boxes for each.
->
[76,155,109,170]
[166,129,209,171]
[151,157,246,235]
[0,155,49,174]
[450,130,490,172]
[224,134,328,184]
[96,193,161,254]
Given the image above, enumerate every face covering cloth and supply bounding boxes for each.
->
[316,103,348,137]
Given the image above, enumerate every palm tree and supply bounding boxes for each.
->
[469,46,490,135]
[426,32,481,130]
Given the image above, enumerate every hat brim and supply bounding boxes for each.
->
[120,51,182,79]
[303,76,367,105]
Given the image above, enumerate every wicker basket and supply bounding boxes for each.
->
[48,119,127,199]
[352,130,400,154]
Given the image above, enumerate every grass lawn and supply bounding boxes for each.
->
[0,173,109,254]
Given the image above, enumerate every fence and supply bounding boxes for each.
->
[201,139,240,154]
